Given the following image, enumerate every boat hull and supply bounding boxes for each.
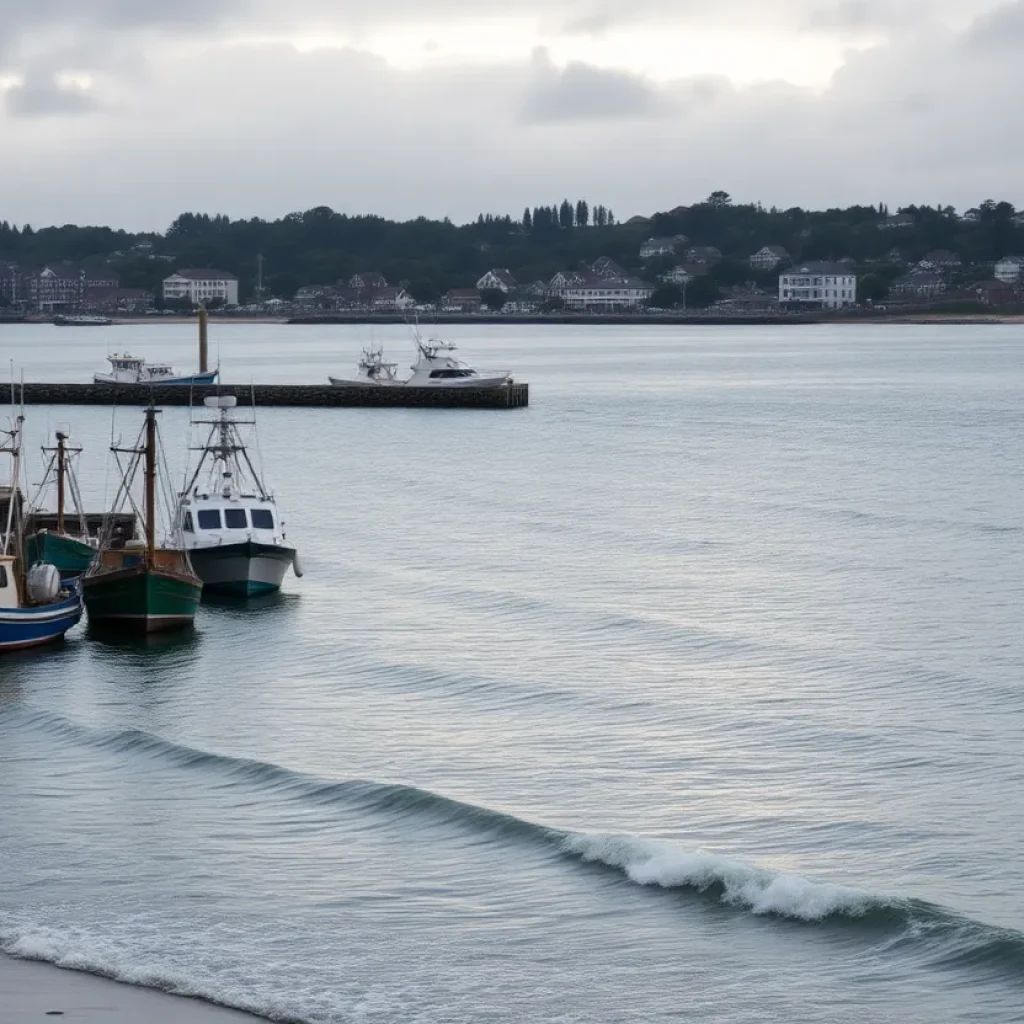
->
[328,377,403,387]
[24,531,96,578]
[187,541,295,596]
[93,370,220,386]
[82,564,202,632]
[0,587,83,652]
[55,316,111,326]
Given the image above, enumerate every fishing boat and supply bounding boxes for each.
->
[82,406,202,632]
[329,337,511,388]
[0,413,83,652]
[176,396,300,596]
[54,314,112,326]
[328,347,402,387]
[93,353,218,386]
[23,431,97,577]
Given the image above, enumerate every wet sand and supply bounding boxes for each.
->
[0,955,268,1023]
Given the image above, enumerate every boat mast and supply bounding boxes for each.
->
[145,407,156,562]
[56,431,66,535]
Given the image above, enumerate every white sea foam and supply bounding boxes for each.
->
[561,833,879,921]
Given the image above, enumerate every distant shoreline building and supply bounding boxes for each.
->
[779,262,857,309]
[163,269,239,306]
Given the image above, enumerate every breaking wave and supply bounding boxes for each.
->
[4,706,1024,998]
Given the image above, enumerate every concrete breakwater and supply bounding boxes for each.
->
[19,382,529,409]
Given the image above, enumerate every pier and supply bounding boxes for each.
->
[17,382,529,409]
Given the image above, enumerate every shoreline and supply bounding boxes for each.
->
[3,313,1023,327]
[0,953,270,1023]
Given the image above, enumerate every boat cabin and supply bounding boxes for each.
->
[0,555,20,609]
[108,354,145,374]
[180,496,284,546]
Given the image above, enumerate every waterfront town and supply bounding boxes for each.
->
[3,198,1024,318]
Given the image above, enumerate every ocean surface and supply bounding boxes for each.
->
[0,322,1022,1023]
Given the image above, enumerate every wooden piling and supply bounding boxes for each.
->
[198,305,209,374]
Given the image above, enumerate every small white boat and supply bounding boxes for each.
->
[176,396,300,597]
[329,337,511,388]
[94,353,218,386]
[54,315,112,327]
[328,348,402,387]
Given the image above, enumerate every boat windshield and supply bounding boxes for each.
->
[224,508,247,529]
[197,509,222,529]
[250,508,274,529]
[429,369,476,379]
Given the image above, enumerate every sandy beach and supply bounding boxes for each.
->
[0,955,268,1023]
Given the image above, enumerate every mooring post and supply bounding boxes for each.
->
[198,304,209,374]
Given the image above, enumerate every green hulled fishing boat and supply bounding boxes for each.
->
[82,406,202,633]
[23,432,96,577]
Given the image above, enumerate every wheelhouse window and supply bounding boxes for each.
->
[197,509,222,530]
[224,508,248,529]
[0,565,7,588]
[250,509,275,530]
[429,369,475,379]
[182,512,194,533]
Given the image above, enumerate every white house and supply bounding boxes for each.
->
[779,262,857,308]
[994,256,1024,283]
[163,269,239,306]
[550,272,653,311]
[749,245,790,270]
[476,269,518,293]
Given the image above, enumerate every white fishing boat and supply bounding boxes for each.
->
[329,337,511,388]
[176,396,301,597]
[94,353,218,386]
[328,347,402,387]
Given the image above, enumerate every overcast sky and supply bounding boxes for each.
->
[1,0,1022,230]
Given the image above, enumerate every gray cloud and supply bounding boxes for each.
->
[522,49,665,122]
[4,73,99,117]
[964,0,1024,47]
[0,3,1022,228]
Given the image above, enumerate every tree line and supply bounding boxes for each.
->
[1,194,1021,305]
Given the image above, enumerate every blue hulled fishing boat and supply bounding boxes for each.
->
[0,411,83,652]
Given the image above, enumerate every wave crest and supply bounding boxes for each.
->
[561,833,881,921]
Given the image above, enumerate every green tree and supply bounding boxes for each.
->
[648,284,685,308]
[480,288,508,311]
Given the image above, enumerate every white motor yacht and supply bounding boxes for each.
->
[404,338,511,387]
[94,353,218,386]
[176,397,300,596]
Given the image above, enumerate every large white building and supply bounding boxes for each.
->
[994,256,1024,283]
[779,262,857,308]
[549,271,653,311]
[163,269,239,306]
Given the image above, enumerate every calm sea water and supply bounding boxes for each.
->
[0,323,1022,1023]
